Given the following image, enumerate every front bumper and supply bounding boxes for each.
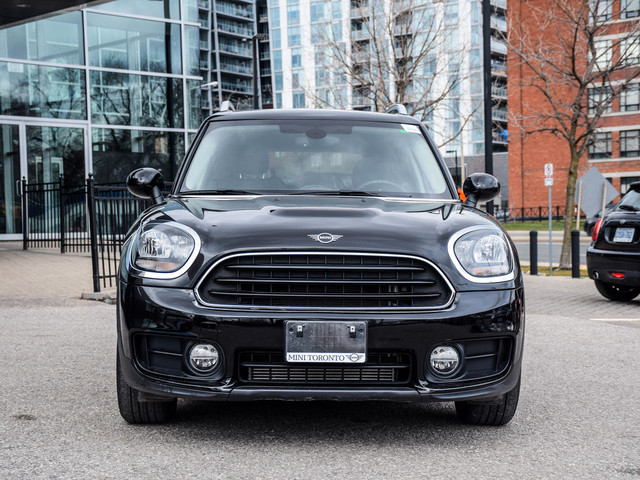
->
[117,283,524,403]
[587,247,640,287]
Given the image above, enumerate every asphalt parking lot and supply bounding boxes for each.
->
[0,246,639,479]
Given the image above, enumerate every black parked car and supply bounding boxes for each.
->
[117,108,524,426]
[587,182,640,301]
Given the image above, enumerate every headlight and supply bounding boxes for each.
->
[450,228,514,282]
[132,222,200,277]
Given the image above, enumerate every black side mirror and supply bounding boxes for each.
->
[126,168,165,205]
[462,173,500,208]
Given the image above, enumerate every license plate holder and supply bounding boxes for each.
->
[613,227,635,243]
[285,321,367,363]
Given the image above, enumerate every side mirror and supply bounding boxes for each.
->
[126,168,165,205]
[629,181,640,193]
[462,173,500,208]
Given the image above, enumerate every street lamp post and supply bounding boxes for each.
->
[201,80,219,111]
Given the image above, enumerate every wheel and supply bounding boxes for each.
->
[117,355,177,424]
[594,280,640,302]
[455,377,520,426]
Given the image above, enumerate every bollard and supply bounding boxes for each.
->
[571,229,580,278]
[529,230,538,276]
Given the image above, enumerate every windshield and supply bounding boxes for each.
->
[180,119,452,198]
[617,190,640,211]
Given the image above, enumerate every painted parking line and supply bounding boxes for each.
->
[591,318,640,322]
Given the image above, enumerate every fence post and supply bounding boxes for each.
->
[87,175,101,293]
[59,174,66,254]
[21,177,28,250]
[529,230,538,276]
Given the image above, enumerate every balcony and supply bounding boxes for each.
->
[200,60,209,70]
[199,40,209,49]
[261,67,271,76]
[351,6,370,18]
[199,18,209,28]
[490,16,507,32]
[219,42,252,57]
[492,0,507,10]
[199,0,209,9]
[492,108,508,122]
[218,22,254,37]
[221,81,252,94]
[492,131,508,144]
[491,86,507,98]
[491,38,507,55]
[491,60,507,75]
[259,14,268,23]
[216,3,254,20]
[220,62,253,76]
[351,29,369,41]
[260,51,270,60]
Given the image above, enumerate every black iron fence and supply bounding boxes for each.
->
[21,175,159,292]
[494,206,566,223]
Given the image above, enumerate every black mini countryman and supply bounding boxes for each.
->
[117,108,524,426]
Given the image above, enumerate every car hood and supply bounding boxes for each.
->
[123,195,519,291]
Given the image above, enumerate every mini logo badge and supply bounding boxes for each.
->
[308,232,343,244]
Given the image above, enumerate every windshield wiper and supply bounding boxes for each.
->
[618,204,639,212]
[287,189,380,197]
[188,189,263,195]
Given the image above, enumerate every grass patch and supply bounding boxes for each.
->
[521,266,587,277]
[501,220,585,232]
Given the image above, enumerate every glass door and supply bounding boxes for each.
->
[26,125,86,187]
[0,123,21,236]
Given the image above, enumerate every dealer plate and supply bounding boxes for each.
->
[613,227,635,243]
[285,321,366,363]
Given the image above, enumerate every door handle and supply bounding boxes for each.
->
[16,179,21,197]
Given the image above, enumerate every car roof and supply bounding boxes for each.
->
[205,108,422,125]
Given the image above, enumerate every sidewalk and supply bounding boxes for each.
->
[0,242,99,298]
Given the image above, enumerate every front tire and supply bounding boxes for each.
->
[594,279,640,302]
[117,356,177,424]
[455,378,520,426]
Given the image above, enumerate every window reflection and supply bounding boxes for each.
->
[90,71,183,128]
[0,12,84,65]
[92,128,185,183]
[91,0,180,19]
[27,126,85,186]
[187,80,203,129]
[87,13,182,74]
[0,61,86,119]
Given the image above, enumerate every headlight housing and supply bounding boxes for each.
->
[449,227,514,282]
[132,222,200,278]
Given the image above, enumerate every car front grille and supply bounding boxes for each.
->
[238,351,412,385]
[197,252,453,309]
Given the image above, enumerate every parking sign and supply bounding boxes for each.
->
[544,163,553,187]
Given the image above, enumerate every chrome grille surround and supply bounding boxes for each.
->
[195,251,455,311]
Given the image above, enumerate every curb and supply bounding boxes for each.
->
[81,291,117,304]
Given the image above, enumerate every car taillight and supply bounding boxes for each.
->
[592,217,604,241]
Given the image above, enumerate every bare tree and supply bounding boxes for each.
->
[507,0,640,268]
[307,0,480,148]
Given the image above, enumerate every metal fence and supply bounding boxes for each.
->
[494,206,566,223]
[21,176,89,252]
[21,176,157,292]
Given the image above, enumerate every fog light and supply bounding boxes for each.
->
[429,346,460,376]
[188,343,219,373]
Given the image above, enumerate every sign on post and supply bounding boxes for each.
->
[544,163,553,187]
[544,163,553,275]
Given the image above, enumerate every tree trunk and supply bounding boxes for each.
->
[558,149,580,269]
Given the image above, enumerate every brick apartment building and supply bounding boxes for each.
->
[507,0,640,211]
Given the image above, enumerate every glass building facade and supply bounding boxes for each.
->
[0,0,203,238]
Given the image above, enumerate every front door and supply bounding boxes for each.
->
[0,121,87,240]
[0,123,21,237]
